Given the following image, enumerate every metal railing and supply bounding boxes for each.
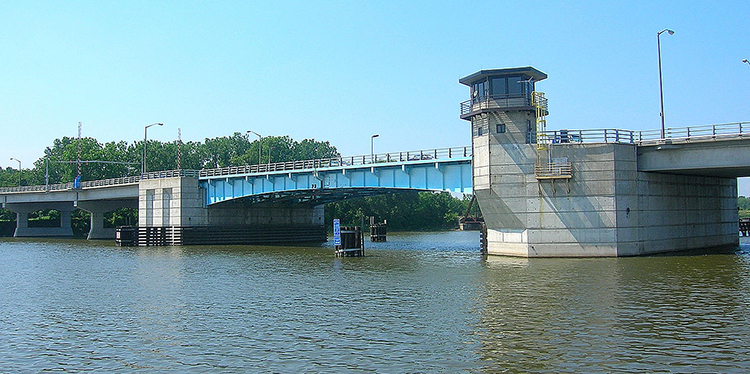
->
[537,122,750,146]
[460,94,532,116]
[537,129,637,145]
[0,170,205,194]
[0,175,142,193]
[199,146,472,178]
[140,169,200,180]
[535,162,573,179]
[637,121,750,144]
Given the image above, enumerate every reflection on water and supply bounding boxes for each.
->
[1,234,749,372]
[477,247,750,373]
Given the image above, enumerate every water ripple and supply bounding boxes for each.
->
[1,235,749,372]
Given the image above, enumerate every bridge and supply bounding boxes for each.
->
[0,147,472,240]
[201,147,472,205]
[2,66,749,257]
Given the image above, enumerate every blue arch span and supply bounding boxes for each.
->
[200,158,472,206]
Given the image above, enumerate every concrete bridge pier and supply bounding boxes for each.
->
[76,200,138,240]
[460,67,740,257]
[139,176,208,227]
[4,202,75,237]
[136,176,326,244]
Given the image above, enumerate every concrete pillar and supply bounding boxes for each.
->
[5,202,75,237]
[76,199,138,240]
[139,176,207,227]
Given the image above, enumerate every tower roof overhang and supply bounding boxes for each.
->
[459,67,548,86]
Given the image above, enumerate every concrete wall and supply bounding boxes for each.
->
[476,138,738,257]
[139,177,207,227]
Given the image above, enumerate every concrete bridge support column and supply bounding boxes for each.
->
[475,141,739,257]
[139,176,207,227]
[76,200,138,240]
[4,202,75,237]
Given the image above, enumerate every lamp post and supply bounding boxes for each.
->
[370,134,380,163]
[247,130,262,164]
[743,59,750,66]
[10,157,21,186]
[143,122,163,174]
[657,28,674,139]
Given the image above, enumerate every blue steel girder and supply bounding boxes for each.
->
[200,158,472,205]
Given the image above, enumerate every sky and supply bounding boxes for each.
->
[2,1,749,193]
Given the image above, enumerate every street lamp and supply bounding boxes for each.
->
[143,122,164,174]
[657,28,674,139]
[10,157,21,186]
[247,130,262,165]
[743,59,750,66]
[370,134,380,163]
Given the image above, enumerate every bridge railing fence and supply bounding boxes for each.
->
[537,122,750,146]
[199,146,472,177]
[0,175,144,193]
[140,169,200,180]
[636,121,750,144]
[537,129,637,145]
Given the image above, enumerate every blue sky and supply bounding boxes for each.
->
[2,1,749,192]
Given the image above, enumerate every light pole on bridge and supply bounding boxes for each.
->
[9,157,21,186]
[247,130,262,165]
[143,122,164,175]
[743,59,750,66]
[371,134,379,164]
[657,28,674,140]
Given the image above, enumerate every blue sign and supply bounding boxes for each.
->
[333,219,341,246]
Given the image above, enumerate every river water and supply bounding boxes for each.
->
[1,232,749,373]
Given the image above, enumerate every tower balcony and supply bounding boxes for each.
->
[460,94,535,120]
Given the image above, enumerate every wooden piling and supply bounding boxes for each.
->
[335,225,365,257]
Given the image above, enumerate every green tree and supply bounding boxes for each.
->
[325,191,471,231]
[231,135,339,166]
[0,166,25,187]
[202,132,254,168]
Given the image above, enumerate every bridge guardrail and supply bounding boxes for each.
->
[0,175,142,194]
[636,122,750,145]
[140,169,200,180]
[198,146,472,178]
[538,121,750,146]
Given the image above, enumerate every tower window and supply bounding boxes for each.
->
[491,78,507,96]
[496,124,506,133]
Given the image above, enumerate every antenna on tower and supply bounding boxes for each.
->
[77,122,82,178]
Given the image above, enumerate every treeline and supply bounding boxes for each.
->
[326,191,470,231]
[0,134,470,234]
[1,133,339,186]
